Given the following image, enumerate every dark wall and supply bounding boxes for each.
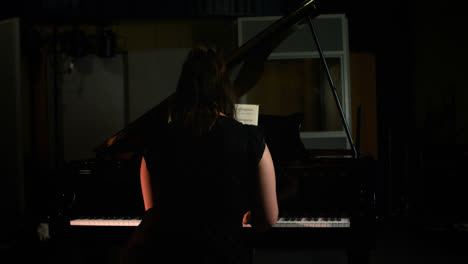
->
[372,1,468,218]
[0,18,26,242]
[309,0,468,218]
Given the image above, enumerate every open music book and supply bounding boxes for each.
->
[234,104,259,126]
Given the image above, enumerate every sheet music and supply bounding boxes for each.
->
[234,104,259,126]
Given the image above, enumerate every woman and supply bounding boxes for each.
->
[122,44,278,264]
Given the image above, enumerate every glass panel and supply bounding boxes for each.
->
[244,58,343,132]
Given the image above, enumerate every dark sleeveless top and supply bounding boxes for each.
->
[122,116,265,264]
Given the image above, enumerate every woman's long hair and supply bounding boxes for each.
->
[170,44,236,136]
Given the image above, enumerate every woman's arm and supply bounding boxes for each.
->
[250,144,279,231]
[140,156,154,211]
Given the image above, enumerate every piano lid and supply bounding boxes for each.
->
[94,0,319,156]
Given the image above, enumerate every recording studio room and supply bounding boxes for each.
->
[1,0,468,263]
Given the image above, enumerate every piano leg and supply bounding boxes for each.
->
[347,220,374,264]
[247,248,255,264]
[347,246,371,264]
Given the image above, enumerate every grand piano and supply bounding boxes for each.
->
[61,0,377,263]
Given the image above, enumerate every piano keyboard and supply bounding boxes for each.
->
[70,216,350,228]
[70,217,142,227]
[270,216,349,228]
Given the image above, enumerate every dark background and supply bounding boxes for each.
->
[4,0,465,222]
[1,0,468,263]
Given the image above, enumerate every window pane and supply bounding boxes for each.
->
[244,58,343,132]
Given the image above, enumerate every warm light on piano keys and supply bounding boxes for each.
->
[70,216,350,228]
